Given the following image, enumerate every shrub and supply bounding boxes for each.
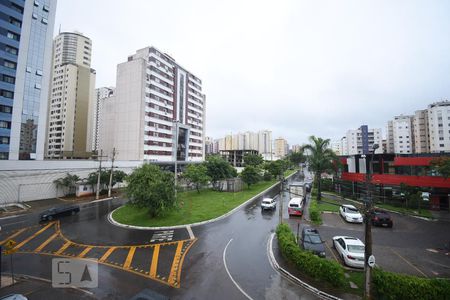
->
[372,268,450,300]
[263,172,272,181]
[309,198,322,223]
[276,224,345,287]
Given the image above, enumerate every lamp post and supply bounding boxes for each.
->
[364,143,379,300]
[173,121,179,203]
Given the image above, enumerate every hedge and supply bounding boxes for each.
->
[309,197,322,223]
[373,268,450,300]
[276,223,345,287]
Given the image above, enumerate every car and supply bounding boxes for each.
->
[370,209,393,227]
[0,295,28,300]
[288,197,304,216]
[332,236,365,268]
[339,204,363,223]
[40,205,80,221]
[301,227,326,257]
[261,197,276,210]
[305,183,312,193]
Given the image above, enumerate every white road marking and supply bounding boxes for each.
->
[186,225,195,239]
[223,239,254,300]
[426,248,439,253]
[150,230,174,242]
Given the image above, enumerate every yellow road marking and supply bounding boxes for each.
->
[55,241,71,255]
[123,247,136,269]
[0,228,27,245]
[390,248,428,277]
[149,244,160,278]
[14,222,54,250]
[168,241,184,285]
[78,247,92,258]
[34,233,58,252]
[175,239,197,285]
[99,247,116,263]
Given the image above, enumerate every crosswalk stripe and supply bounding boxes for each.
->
[0,228,26,245]
[34,233,58,252]
[168,241,183,285]
[123,247,136,269]
[78,247,92,258]
[149,244,160,278]
[55,241,71,255]
[15,222,54,250]
[99,247,116,262]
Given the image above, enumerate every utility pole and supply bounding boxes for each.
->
[174,121,179,204]
[108,147,116,198]
[364,144,379,300]
[96,149,103,200]
[279,174,284,224]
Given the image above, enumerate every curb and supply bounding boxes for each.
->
[108,172,297,231]
[267,233,341,300]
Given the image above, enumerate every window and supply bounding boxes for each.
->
[32,13,37,19]
[26,67,31,72]
[440,144,445,147]
[1,75,15,84]
[43,4,50,11]
[0,105,12,114]
[5,45,18,55]
[0,136,9,144]
[0,152,8,160]
[35,83,41,89]
[9,17,21,27]
[439,137,444,141]
[41,18,48,24]
[6,32,19,41]
[0,90,14,99]
[0,121,11,129]
[36,70,43,76]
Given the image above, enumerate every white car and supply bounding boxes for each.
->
[261,197,276,210]
[339,204,363,223]
[333,236,365,268]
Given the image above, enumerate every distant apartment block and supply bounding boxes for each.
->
[274,137,288,158]
[387,115,414,154]
[291,144,302,153]
[46,32,96,158]
[210,130,273,159]
[99,46,205,161]
[413,109,429,153]
[428,101,450,153]
[345,125,383,155]
[1,0,56,160]
[92,87,114,152]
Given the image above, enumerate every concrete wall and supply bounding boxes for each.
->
[0,160,142,204]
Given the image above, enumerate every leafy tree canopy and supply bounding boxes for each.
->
[430,157,450,179]
[183,164,211,193]
[204,155,236,190]
[243,153,264,167]
[240,165,262,189]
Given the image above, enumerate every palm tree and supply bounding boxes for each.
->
[302,136,337,201]
[54,173,80,196]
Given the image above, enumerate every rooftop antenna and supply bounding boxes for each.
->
[58,23,61,34]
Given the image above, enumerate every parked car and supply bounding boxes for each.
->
[288,197,304,216]
[339,204,363,223]
[0,295,28,300]
[370,209,393,227]
[305,183,312,193]
[332,236,365,268]
[261,197,276,211]
[40,205,80,221]
[301,227,326,257]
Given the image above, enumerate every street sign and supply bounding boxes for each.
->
[368,255,376,268]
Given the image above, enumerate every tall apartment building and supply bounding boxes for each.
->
[413,109,429,153]
[46,32,96,158]
[0,0,56,160]
[331,140,342,155]
[428,101,450,153]
[291,144,302,153]
[258,130,272,158]
[390,115,414,154]
[92,86,114,152]
[345,125,383,155]
[274,137,288,158]
[100,46,205,161]
[386,121,394,153]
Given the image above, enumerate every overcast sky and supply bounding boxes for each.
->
[54,0,450,146]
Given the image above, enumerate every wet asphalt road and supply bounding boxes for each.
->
[0,173,321,300]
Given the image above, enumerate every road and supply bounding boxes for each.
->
[0,173,321,299]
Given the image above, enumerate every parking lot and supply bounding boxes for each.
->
[286,204,450,277]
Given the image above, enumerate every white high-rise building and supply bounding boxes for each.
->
[428,101,450,153]
[345,125,383,155]
[390,115,414,154]
[331,140,342,155]
[99,46,205,161]
[92,87,114,152]
[274,137,288,158]
[46,32,96,158]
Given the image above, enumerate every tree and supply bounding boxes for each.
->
[430,157,450,179]
[287,151,305,167]
[204,155,236,191]
[302,136,337,201]
[86,169,110,193]
[54,173,80,196]
[264,160,289,179]
[240,166,262,189]
[126,164,175,217]
[112,170,127,187]
[243,153,264,167]
[183,164,211,193]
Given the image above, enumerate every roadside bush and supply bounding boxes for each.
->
[263,172,272,181]
[309,198,322,224]
[276,223,345,288]
[372,268,450,300]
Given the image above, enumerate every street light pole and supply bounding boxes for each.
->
[364,143,379,300]
[174,121,179,204]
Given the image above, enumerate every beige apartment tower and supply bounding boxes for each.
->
[46,32,96,158]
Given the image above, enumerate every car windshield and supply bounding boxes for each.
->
[290,204,299,208]
[308,234,322,244]
[347,207,359,213]
[348,245,365,253]
[262,200,271,204]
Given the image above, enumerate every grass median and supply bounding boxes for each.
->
[112,170,296,227]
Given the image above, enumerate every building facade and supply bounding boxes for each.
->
[413,109,430,154]
[1,0,56,160]
[46,32,96,158]
[391,115,414,154]
[92,86,114,152]
[428,101,450,153]
[345,125,383,155]
[274,137,288,158]
[100,46,205,162]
